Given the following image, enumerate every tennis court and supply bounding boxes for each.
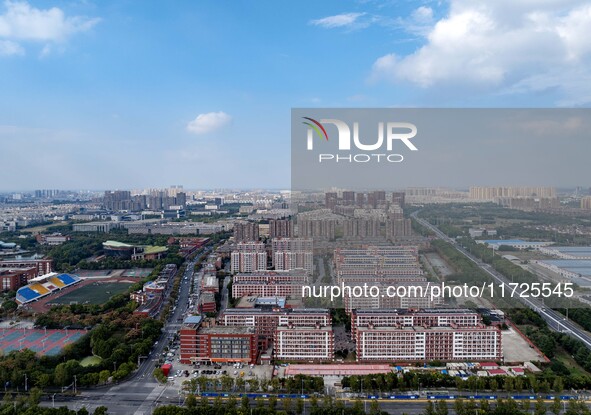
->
[0,328,86,356]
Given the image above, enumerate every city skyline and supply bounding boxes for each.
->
[1,0,591,190]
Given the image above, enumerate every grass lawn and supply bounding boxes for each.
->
[80,356,103,367]
[50,282,131,305]
[555,349,589,376]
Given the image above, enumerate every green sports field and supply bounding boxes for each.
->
[50,282,132,305]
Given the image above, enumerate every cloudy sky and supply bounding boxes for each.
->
[1,0,590,191]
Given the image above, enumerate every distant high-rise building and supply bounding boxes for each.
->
[271,238,313,274]
[342,191,356,205]
[234,222,260,242]
[581,196,591,210]
[175,192,187,208]
[356,193,365,207]
[325,192,338,209]
[391,192,405,207]
[386,219,412,238]
[469,186,556,200]
[343,219,380,238]
[230,242,267,273]
[35,189,60,199]
[269,219,293,238]
[297,219,336,240]
[104,190,132,211]
[367,191,386,208]
[167,185,184,197]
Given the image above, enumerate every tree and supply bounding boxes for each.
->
[220,375,234,391]
[489,378,498,392]
[425,401,436,415]
[99,370,111,384]
[200,396,209,410]
[553,376,564,393]
[213,396,223,413]
[296,398,304,415]
[283,397,293,414]
[1,300,17,312]
[436,399,448,415]
[268,395,277,411]
[480,399,490,414]
[28,387,42,405]
[514,376,523,392]
[185,394,196,409]
[93,407,109,415]
[226,395,237,413]
[235,377,245,392]
[369,399,380,415]
[54,362,70,386]
[310,396,319,410]
[504,376,514,392]
[241,395,249,412]
[552,397,561,415]
[352,399,364,414]
[247,377,259,392]
[535,397,547,415]
[35,373,51,389]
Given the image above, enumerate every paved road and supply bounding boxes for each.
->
[53,249,207,415]
[411,211,591,350]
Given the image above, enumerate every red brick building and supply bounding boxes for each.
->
[0,259,52,277]
[0,267,37,291]
[180,318,257,364]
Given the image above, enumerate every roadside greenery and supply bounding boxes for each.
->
[153,395,386,415]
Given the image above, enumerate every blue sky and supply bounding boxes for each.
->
[1,0,590,190]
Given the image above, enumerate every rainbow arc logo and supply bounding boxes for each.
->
[302,117,329,151]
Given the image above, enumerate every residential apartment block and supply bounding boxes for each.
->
[274,324,334,362]
[351,308,482,335]
[356,324,501,362]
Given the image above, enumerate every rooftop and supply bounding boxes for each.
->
[543,246,591,257]
[353,308,476,315]
[276,325,332,331]
[184,315,202,325]
[482,239,549,245]
[143,245,168,255]
[103,240,135,248]
[284,364,391,377]
[223,307,330,315]
[357,325,494,332]
[539,259,591,277]
[199,326,255,335]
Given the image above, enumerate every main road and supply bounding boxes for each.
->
[49,248,208,415]
[411,211,591,350]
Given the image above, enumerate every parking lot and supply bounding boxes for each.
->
[161,343,274,393]
[156,261,274,393]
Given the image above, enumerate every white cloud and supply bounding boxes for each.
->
[370,0,591,104]
[411,6,433,23]
[0,1,99,57]
[310,12,366,29]
[186,111,232,135]
[0,38,22,55]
